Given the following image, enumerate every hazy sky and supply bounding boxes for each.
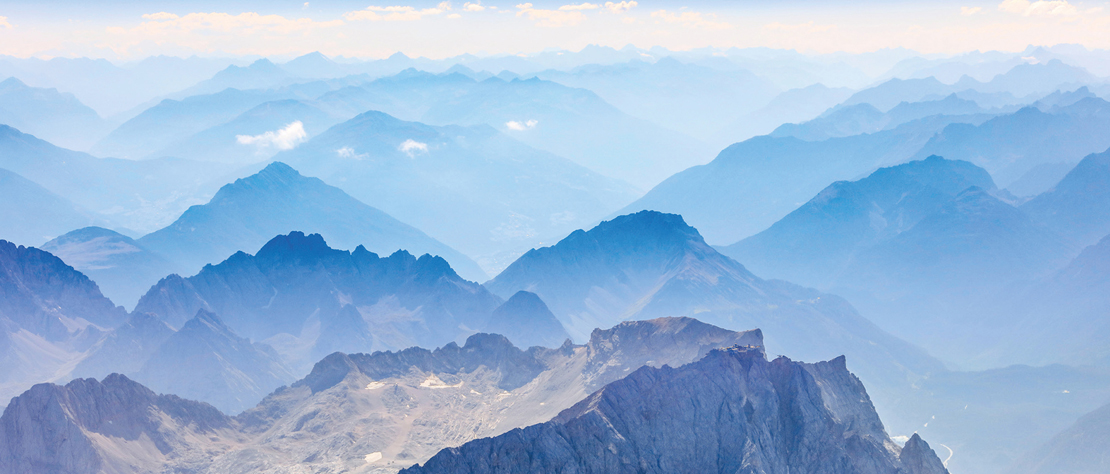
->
[1,0,1108,60]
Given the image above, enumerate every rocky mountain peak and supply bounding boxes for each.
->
[403,344,945,474]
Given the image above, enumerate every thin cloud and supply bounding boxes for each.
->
[961,6,983,15]
[344,5,448,21]
[399,139,429,157]
[336,146,367,160]
[604,1,637,14]
[463,1,486,12]
[506,119,538,130]
[998,0,1078,16]
[236,121,307,152]
[559,3,600,11]
[650,10,730,30]
[516,3,587,27]
[0,16,11,29]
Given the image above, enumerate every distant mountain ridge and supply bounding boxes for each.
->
[134,231,502,373]
[137,161,485,282]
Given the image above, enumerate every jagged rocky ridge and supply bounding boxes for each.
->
[0,374,239,474]
[134,231,503,372]
[404,345,948,474]
[0,317,763,473]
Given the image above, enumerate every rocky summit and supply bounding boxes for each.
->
[404,345,949,474]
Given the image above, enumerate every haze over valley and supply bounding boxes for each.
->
[2,2,1110,473]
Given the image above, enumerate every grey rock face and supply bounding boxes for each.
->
[220,317,762,472]
[0,374,237,474]
[404,346,948,474]
[0,239,126,339]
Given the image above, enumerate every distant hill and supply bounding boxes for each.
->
[42,227,180,310]
[0,77,108,150]
[0,124,238,233]
[914,98,1110,190]
[1022,147,1110,247]
[1007,402,1110,474]
[0,168,106,246]
[133,310,295,414]
[722,156,998,288]
[138,161,485,281]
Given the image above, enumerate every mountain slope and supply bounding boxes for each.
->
[618,116,980,244]
[1021,147,1110,247]
[276,109,639,267]
[486,211,944,401]
[139,161,484,281]
[42,227,179,310]
[0,124,238,233]
[0,374,239,474]
[914,98,1110,190]
[134,231,501,371]
[404,346,947,474]
[0,76,107,150]
[133,310,295,414]
[483,291,569,349]
[217,317,764,472]
[0,168,105,247]
[721,156,997,288]
[1007,402,1110,474]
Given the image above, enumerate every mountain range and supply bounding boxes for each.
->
[137,161,486,282]
[133,231,502,372]
[275,109,639,267]
[486,211,944,406]
[721,156,1076,365]
[0,77,108,150]
[0,169,105,247]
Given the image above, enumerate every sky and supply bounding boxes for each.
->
[0,0,1108,60]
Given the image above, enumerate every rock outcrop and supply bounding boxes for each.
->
[0,374,238,474]
[404,346,948,474]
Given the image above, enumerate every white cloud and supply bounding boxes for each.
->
[236,121,307,152]
[650,10,730,30]
[336,146,368,160]
[303,2,310,9]
[448,13,462,18]
[998,0,1077,16]
[559,3,600,11]
[399,139,429,157]
[344,5,447,21]
[604,1,637,14]
[506,119,538,131]
[961,6,983,15]
[0,16,10,29]
[516,3,587,27]
[463,1,486,12]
